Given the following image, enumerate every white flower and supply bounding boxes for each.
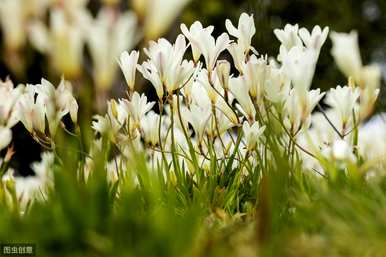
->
[0,0,25,50]
[264,67,291,103]
[215,60,231,90]
[358,114,386,162]
[225,13,255,53]
[137,61,164,99]
[124,92,155,128]
[87,8,138,89]
[0,78,23,128]
[16,78,78,136]
[332,139,352,161]
[16,85,45,134]
[35,78,78,136]
[181,22,230,72]
[141,111,160,146]
[242,54,268,100]
[180,21,214,62]
[229,76,256,121]
[227,42,245,73]
[285,88,325,133]
[282,46,318,96]
[185,104,211,143]
[142,35,194,94]
[29,7,88,78]
[330,31,362,80]
[118,50,140,91]
[325,85,360,127]
[274,24,302,51]
[0,126,12,151]
[242,121,265,151]
[142,0,192,40]
[299,25,329,54]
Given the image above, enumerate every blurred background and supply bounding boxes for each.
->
[0,0,385,175]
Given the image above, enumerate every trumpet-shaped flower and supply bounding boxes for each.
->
[140,111,161,146]
[16,78,78,136]
[284,88,325,134]
[242,121,265,151]
[282,46,318,97]
[227,42,245,73]
[330,31,362,81]
[141,0,192,40]
[225,13,255,53]
[0,126,12,151]
[181,22,230,72]
[185,104,211,144]
[87,8,138,89]
[118,50,140,91]
[274,24,302,51]
[180,22,214,62]
[124,92,155,128]
[16,85,46,134]
[325,85,360,128]
[264,67,291,103]
[229,76,256,121]
[242,54,269,101]
[0,79,23,127]
[142,35,194,95]
[137,61,164,99]
[299,25,329,54]
[215,60,231,90]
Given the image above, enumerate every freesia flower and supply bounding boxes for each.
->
[118,50,140,92]
[330,31,362,81]
[181,22,230,72]
[87,8,138,90]
[325,85,360,130]
[242,121,265,152]
[299,25,329,55]
[229,76,256,122]
[124,92,155,129]
[274,24,302,52]
[185,104,211,144]
[0,126,12,151]
[225,13,255,54]
[141,35,195,95]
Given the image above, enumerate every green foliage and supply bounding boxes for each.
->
[2,111,386,257]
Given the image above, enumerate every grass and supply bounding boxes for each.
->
[1,111,386,257]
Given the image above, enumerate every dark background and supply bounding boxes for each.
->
[0,0,385,175]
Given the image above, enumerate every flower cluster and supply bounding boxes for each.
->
[0,13,384,213]
[0,0,191,98]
